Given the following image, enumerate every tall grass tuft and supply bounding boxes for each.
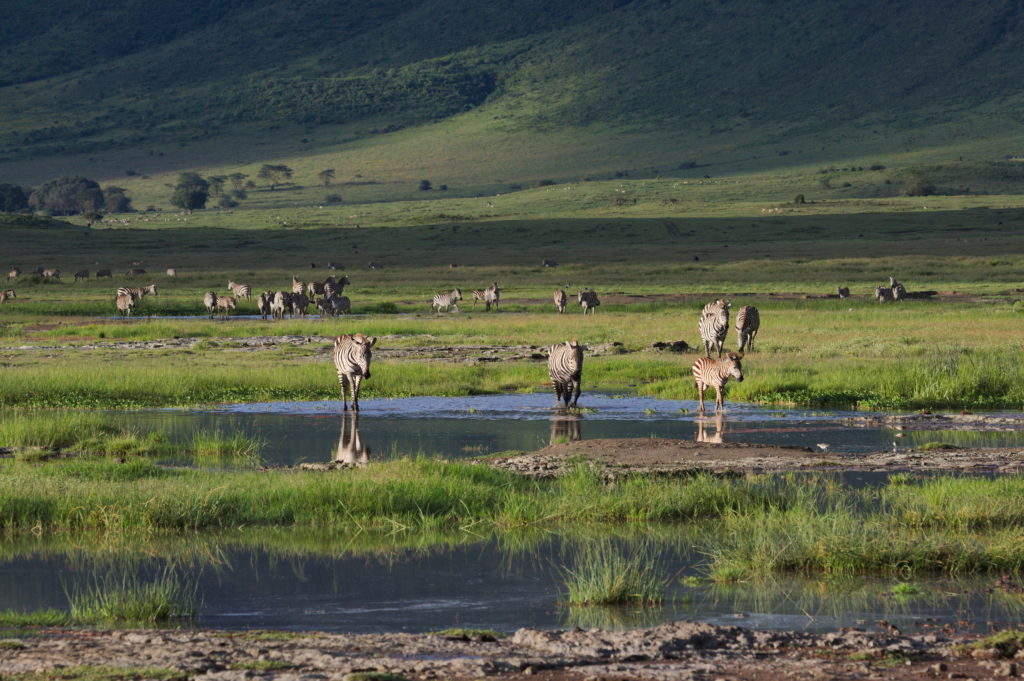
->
[560,540,666,605]
[65,564,199,624]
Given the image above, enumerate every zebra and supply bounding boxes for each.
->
[227,280,252,301]
[331,295,352,315]
[291,276,305,295]
[256,291,273,320]
[335,412,370,466]
[125,268,145,276]
[115,293,135,319]
[41,268,60,279]
[73,269,90,282]
[0,290,15,304]
[837,286,850,299]
[548,338,584,407]
[216,296,237,317]
[95,269,112,278]
[577,289,599,314]
[316,298,335,317]
[432,288,462,312]
[332,333,377,411]
[554,289,567,314]
[271,291,290,319]
[735,305,760,352]
[307,280,326,300]
[889,276,906,302]
[699,300,730,357]
[692,352,744,413]
[542,259,559,268]
[327,261,344,270]
[7,267,20,280]
[117,284,157,302]
[368,261,383,270]
[291,291,310,317]
[165,268,177,277]
[323,275,350,299]
[483,281,500,311]
[471,289,486,307]
[203,291,218,319]
[874,286,894,303]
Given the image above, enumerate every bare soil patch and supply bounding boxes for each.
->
[1,622,1019,681]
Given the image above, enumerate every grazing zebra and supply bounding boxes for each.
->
[7,267,20,280]
[837,286,850,299]
[117,284,157,302]
[735,305,760,352]
[256,291,273,320]
[95,269,112,278]
[227,280,252,301]
[0,290,15,304]
[73,269,89,282]
[432,288,462,312]
[216,296,237,317]
[165,268,177,277]
[554,289,567,314]
[484,281,500,311]
[41,268,60,279]
[332,333,377,411]
[271,291,290,319]
[335,412,370,466]
[125,268,145,276]
[115,293,135,319]
[692,353,744,413]
[548,339,584,407]
[290,291,310,317]
[699,300,730,357]
[874,286,894,303]
[203,291,218,319]
[577,289,599,314]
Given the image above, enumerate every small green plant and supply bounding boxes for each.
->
[917,442,956,451]
[65,565,199,624]
[560,540,665,605]
[431,628,504,640]
[965,630,1024,658]
[231,660,295,671]
[889,582,922,597]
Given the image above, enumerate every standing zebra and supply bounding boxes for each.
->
[73,270,89,282]
[323,275,349,299]
[699,300,730,357]
[553,289,567,314]
[95,269,112,278]
[548,339,585,407]
[125,268,145,276]
[216,296,237,317]
[577,289,599,314]
[165,268,177,277]
[0,290,15,304]
[332,333,377,411]
[471,289,486,307]
[290,292,310,317]
[307,280,325,300]
[203,291,218,319]
[432,288,462,312]
[874,286,894,303]
[271,291,290,319]
[735,305,760,352]
[889,276,906,302]
[837,286,850,299]
[115,293,135,319]
[484,281,500,311]
[41,268,60,279]
[331,295,351,315]
[292,276,305,295]
[257,291,273,320]
[227,280,252,301]
[692,353,744,413]
[7,267,20,280]
[117,284,157,302]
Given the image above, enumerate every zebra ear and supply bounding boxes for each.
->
[368,336,377,348]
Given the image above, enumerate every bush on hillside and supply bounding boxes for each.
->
[0,183,29,212]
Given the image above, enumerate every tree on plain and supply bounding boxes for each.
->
[319,169,336,187]
[258,164,293,190]
[170,172,210,210]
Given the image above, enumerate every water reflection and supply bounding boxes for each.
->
[549,412,583,445]
[334,413,370,466]
[695,413,725,444]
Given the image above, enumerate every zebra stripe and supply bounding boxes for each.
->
[117,284,157,301]
[256,291,273,320]
[227,280,252,300]
[203,291,218,319]
[333,333,377,411]
[484,281,500,311]
[577,289,599,314]
[432,288,462,312]
[471,290,485,306]
[548,339,584,407]
[115,293,135,319]
[307,281,326,299]
[290,292,310,317]
[692,353,744,413]
[553,289,567,314]
[215,295,237,317]
[735,305,760,352]
[292,276,305,294]
[698,300,730,357]
[323,275,349,299]
[271,291,290,319]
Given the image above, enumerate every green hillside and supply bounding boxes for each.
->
[2,0,1024,193]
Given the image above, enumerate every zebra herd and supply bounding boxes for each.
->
[431,284,599,315]
[200,275,353,320]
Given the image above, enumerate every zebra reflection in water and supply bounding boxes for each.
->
[334,412,370,466]
[695,412,726,444]
[549,413,583,446]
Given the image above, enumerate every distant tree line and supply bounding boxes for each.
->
[0,176,132,216]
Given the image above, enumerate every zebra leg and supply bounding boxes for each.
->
[351,376,362,411]
[714,385,724,412]
[554,381,565,406]
[340,375,351,411]
[696,381,706,413]
[570,379,581,407]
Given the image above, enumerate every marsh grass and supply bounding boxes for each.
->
[65,564,199,624]
[560,540,666,605]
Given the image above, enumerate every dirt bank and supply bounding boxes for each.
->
[1,621,1020,680]
[486,439,1024,477]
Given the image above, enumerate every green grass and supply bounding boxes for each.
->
[4,667,185,681]
[560,539,666,605]
[65,564,198,625]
